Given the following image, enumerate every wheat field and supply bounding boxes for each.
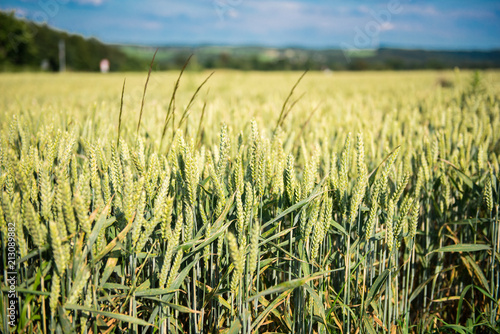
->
[0,69,499,333]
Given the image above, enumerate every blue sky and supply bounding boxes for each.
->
[2,0,500,50]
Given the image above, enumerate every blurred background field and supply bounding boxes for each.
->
[2,69,499,147]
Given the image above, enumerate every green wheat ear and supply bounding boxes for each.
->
[366,187,380,241]
[0,196,6,238]
[235,189,244,237]
[284,154,295,205]
[166,250,183,288]
[208,153,226,217]
[49,271,61,315]
[483,176,493,213]
[311,195,327,259]
[227,232,244,292]
[66,266,90,305]
[409,200,420,239]
[49,220,67,275]
[248,218,260,276]
[217,123,230,180]
[386,198,395,252]
[23,199,46,248]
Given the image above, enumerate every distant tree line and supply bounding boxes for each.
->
[0,11,145,71]
[136,48,500,72]
[2,11,500,72]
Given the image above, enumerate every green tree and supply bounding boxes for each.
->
[0,11,37,68]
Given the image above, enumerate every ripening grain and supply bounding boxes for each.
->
[0,70,499,333]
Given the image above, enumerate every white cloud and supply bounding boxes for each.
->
[402,5,439,16]
[226,8,239,19]
[73,0,106,6]
[132,1,210,19]
[3,7,28,17]
[380,22,394,31]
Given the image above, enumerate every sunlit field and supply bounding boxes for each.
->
[0,70,499,333]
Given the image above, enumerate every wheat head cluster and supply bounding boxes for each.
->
[0,70,499,333]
